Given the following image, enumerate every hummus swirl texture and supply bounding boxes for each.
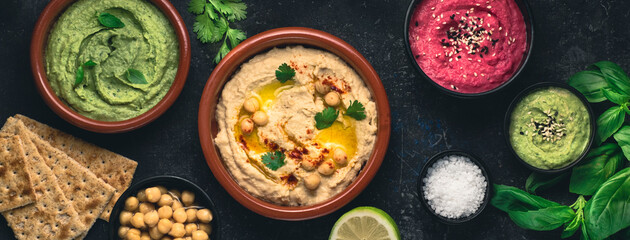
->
[509,87,591,170]
[409,0,527,93]
[215,46,378,206]
[45,0,179,121]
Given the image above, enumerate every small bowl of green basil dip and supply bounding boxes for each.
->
[505,82,596,173]
[31,0,191,133]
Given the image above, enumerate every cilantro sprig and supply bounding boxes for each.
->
[345,100,366,120]
[315,107,339,130]
[275,63,295,83]
[188,0,247,63]
[75,60,97,86]
[261,151,286,171]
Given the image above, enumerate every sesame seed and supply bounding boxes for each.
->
[463,74,467,78]
[474,72,478,76]
[431,7,436,10]
[499,27,502,31]
[487,5,492,9]
[443,22,447,25]
[488,13,491,17]
[449,58,453,62]
[476,3,480,6]
[436,27,441,29]
[477,59,481,62]
[416,36,420,40]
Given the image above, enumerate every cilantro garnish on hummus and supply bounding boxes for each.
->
[345,100,366,120]
[262,151,286,171]
[315,107,339,130]
[275,63,295,83]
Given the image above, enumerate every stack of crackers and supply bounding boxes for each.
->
[0,114,138,240]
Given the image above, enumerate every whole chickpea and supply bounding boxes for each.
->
[144,210,159,227]
[156,186,168,195]
[324,92,341,107]
[333,148,348,165]
[157,219,173,234]
[126,229,141,240]
[119,211,133,226]
[240,118,254,135]
[185,223,197,236]
[172,200,184,210]
[118,226,130,238]
[139,203,155,214]
[173,208,187,223]
[158,194,174,207]
[304,174,321,190]
[301,159,316,171]
[185,209,198,222]
[315,81,331,95]
[243,98,260,113]
[136,189,148,202]
[168,223,186,238]
[191,230,209,240]
[131,212,146,229]
[149,226,164,239]
[124,196,139,211]
[318,160,335,176]
[146,187,162,203]
[140,232,151,240]
[252,111,269,126]
[158,205,173,219]
[161,236,173,240]
[196,209,213,223]
[181,191,195,206]
[197,223,212,235]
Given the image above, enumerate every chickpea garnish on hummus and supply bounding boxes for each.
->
[214,46,377,206]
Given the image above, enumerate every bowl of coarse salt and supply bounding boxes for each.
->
[417,150,491,224]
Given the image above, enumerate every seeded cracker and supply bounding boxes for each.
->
[13,114,138,221]
[0,136,37,212]
[0,125,86,240]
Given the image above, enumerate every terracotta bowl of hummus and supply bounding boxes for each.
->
[404,0,534,97]
[198,27,391,220]
[31,0,191,133]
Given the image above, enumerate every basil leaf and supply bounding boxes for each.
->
[596,106,626,145]
[603,88,630,105]
[526,172,569,194]
[126,69,148,84]
[584,168,630,240]
[98,13,125,28]
[561,213,582,238]
[593,61,630,96]
[491,185,560,212]
[75,65,84,86]
[570,144,625,195]
[613,126,630,161]
[507,206,575,231]
[568,70,610,103]
[83,60,97,67]
[581,220,591,240]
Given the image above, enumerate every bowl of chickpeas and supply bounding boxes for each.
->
[109,175,218,240]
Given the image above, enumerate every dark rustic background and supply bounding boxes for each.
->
[1,0,629,239]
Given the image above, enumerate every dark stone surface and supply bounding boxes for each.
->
[0,0,629,239]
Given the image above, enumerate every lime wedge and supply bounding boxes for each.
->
[329,206,401,240]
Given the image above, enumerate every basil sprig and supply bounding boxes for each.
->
[126,69,148,84]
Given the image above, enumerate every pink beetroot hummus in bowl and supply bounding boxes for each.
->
[405,0,533,97]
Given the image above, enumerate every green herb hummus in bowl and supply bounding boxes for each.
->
[505,82,595,172]
[31,0,190,133]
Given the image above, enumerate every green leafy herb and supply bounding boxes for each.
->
[491,185,575,231]
[561,196,587,239]
[570,143,625,196]
[315,107,338,130]
[345,100,366,120]
[261,151,286,171]
[98,13,125,28]
[592,61,630,96]
[126,69,148,84]
[613,126,630,160]
[525,172,569,194]
[188,0,247,63]
[584,168,630,240]
[596,105,626,145]
[275,63,295,83]
[568,70,610,103]
[75,60,97,86]
[602,88,630,105]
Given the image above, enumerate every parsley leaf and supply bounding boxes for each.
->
[345,100,366,120]
[126,69,148,84]
[75,60,97,86]
[189,0,248,63]
[315,107,339,130]
[261,151,286,171]
[98,13,125,28]
[275,63,295,83]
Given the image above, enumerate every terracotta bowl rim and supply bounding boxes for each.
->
[197,27,392,220]
[30,0,191,133]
